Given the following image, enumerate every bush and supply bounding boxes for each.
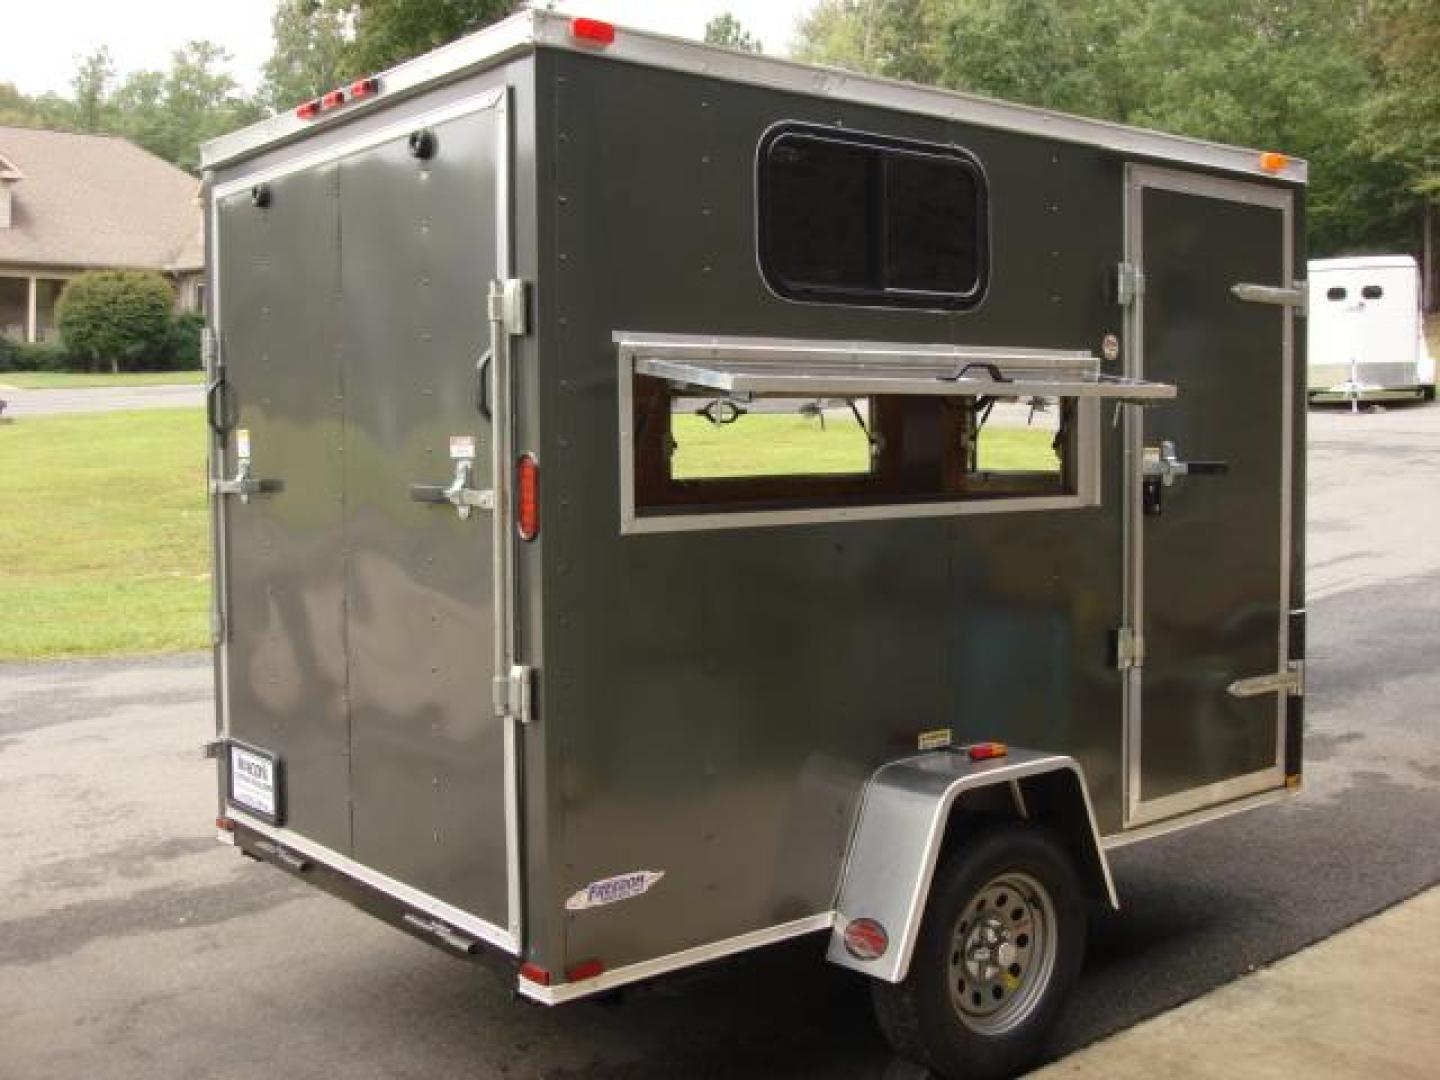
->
[0,335,14,372]
[56,271,176,372]
[5,340,72,371]
[165,311,205,371]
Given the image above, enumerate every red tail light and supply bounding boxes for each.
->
[216,816,235,832]
[321,89,345,109]
[570,17,616,45]
[296,99,321,120]
[967,741,1009,762]
[516,454,539,541]
[349,77,379,99]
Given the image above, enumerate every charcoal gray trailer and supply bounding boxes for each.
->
[201,11,1307,1077]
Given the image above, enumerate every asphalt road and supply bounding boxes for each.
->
[0,383,202,416]
[2,404,1439,1079]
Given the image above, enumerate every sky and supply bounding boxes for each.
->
[1,0,816,99]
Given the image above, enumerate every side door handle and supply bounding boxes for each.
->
[210,460,283,503]
[409,458,494,520]
[1143,440,1229,516]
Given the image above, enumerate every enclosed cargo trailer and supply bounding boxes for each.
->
[201,11,1307,1077]
[1307,255,1435,404]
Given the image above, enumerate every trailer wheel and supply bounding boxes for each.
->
[872,824,1086,1080]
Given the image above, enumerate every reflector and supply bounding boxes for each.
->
[295,99,321,120]
[566,958,605,982]
[321,89,345,109]
[570,17,616,45]
[516,454,540,541]
[842,918,889,961]
[518,962,551,986]
[967,741,1008,762]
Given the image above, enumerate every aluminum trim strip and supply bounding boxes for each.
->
[517,912,835,1004]
[228,809,518,953]
[1102,786,1294,849]
[212,87,506,199]
[635,355,1174,400]
[202,14,535,169]
[205,11,1307,182]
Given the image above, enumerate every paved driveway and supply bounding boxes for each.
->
[1,404,1438,1079]
[0,383,202,416]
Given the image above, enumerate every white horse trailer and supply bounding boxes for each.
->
[1307,255,1435,403]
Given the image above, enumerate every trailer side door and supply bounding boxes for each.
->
[1121,165,1298,827]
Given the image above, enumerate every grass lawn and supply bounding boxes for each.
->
[0,370,205,390]
[0,408,209,659]
[671,412,1058,478]
[0,407,1054,660]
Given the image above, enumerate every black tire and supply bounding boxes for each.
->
[872,823,1087,1080]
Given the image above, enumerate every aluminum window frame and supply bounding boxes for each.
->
[613,332,1147,535]
[756,123,990,312]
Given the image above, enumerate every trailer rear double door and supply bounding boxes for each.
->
[212,92,515,944]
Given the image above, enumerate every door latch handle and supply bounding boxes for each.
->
[1142,440,1229,516]
[210,461,283,503]
[409,458,494,520]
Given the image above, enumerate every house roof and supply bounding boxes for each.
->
[0,126,203,273]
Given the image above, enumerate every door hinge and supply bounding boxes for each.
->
[1114,626,1145,670]
[201,325,218,368]
[488,278,528,337]
[1116,262,1145,307]
[494,664,534,724]
[210,607,226,645]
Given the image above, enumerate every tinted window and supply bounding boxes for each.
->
[1362,285,1383,300]
[1327,287,1347,301]
[759,125,987,309]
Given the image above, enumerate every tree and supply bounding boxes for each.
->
[337,0,518,76]
[263,0,351,110]
[793,0,1415,257]
[1363,0,1440,307]
[704,13,763,53]
[57,271,176,373]
[112,42,265,172]
[70,47,115,132]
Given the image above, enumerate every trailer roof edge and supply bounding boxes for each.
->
[201,8,1308,185]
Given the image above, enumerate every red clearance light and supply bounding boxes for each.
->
[842,918,890,961]
[321,89,346,109]
[295,99,321,120]
[570,17,616,45]
[967,741,1009,762]
[349,77,379,99]
[215,816,235,832]
[516,454,539,541]
[565,958,605,982]
[518,962,551,986]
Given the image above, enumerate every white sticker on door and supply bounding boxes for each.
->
[449,435,476,460]
[565,870,665,911]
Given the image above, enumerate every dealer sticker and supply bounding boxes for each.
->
[918,727,953,751]
[565,870,665,912]
[229,745,277,819]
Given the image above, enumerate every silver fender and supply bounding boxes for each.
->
[826,748,1117,983]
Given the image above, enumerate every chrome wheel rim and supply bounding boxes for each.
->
[946,871,1057,1036]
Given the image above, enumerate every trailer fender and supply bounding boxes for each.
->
[826,748,1117,983]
